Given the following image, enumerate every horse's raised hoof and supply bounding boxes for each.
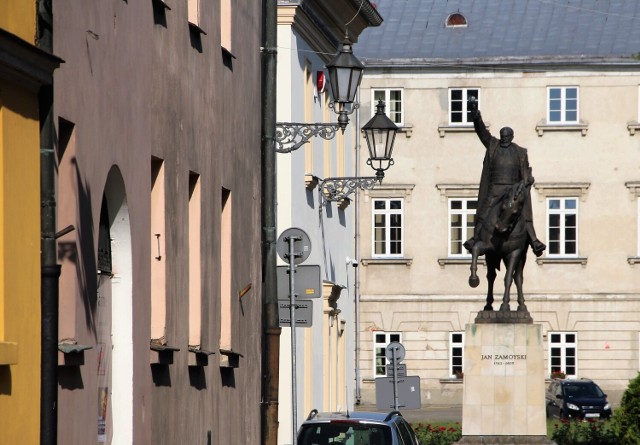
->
[468,276,480,288]
[499,303,510,312]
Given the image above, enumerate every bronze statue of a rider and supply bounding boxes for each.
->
[464,98,546,257]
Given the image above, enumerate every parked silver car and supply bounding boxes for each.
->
[297,409,419,445]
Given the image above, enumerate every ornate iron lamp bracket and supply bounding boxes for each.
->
[275,122,341,153]
[319,176,378,206]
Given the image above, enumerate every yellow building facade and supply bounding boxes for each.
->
[0,2,59,443]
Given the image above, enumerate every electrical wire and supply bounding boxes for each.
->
[345,0,365,27]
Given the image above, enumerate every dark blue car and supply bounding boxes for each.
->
[545,379,612,420]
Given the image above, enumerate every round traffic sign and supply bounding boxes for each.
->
[385,342,405,363]
[276,227,312,265]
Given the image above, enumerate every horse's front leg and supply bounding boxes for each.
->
[514,251,527,312]
[500,253,518,312]
[485,260,496,311]
[468,244,481,288]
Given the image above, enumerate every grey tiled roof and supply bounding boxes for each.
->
[356,0,640,65]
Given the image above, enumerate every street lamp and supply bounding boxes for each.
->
[320,100,398,205]
[275,37,365,153]
[362,99,398,182]
[326,36,364,131]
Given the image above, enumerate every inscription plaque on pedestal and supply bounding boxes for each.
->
[456,323,555,444]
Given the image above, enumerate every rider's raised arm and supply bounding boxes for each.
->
[473,111,493,149]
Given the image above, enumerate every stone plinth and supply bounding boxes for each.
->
[459,322,555,444]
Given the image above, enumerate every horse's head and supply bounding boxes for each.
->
[495,182,526,234]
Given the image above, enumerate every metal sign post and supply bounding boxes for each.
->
[392,347,398,410]
[386,342,405,411]
[376,342,421,410]
[276,228,312,445]
[287,233,299,445]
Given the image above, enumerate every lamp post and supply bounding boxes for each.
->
[275,37,365,153]
[319,100,398,204]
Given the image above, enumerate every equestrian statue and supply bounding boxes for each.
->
[464,98,546,318]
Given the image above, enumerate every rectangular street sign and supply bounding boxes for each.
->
[386,364,407,377]
[278,299,313,327]
[375,375,421,410]
[277,265,321,299]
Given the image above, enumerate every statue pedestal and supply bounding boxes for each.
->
[457,322,555,444]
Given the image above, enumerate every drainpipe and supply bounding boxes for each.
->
[354,92,362,404]
[261,0,280,444]
[37,1,61,445]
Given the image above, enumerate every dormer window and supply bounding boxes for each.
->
[446,12,467,27]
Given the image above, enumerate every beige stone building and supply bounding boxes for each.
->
[353,0,640,407]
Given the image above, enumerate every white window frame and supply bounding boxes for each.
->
[548,332,577,378]
[449,331,464,378]
[372,198,404,258]
[547,86,579,124]
[637,196,640,256]
[546,197,579,257]
[372,88,404,126]
[637,85,640,121]
[373,331,402,377]
[448,197,477,257]
[448,88,480,125]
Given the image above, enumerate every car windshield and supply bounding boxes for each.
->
[298,423,392,445]
[564,383,604,398]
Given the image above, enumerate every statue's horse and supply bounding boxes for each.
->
[468,181,529,312]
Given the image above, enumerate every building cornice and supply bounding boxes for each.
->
[360,56,640,73]
[0,28,62,92]
[278,0,382,61]
[278,5,337,60]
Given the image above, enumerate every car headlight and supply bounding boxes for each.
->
[566,403,580,411]
[604,403,611,411]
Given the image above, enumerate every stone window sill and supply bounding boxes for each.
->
[361,258,412,267]
[535,257,588,266]
[0,341,18,365]
[150,341,180,365]
[439,378,464,385]
[220,348,243,368]
[626,181,640,198]
[397,124,413,138]
[437,124,475,138]
[188,346,215,366]
[437,257,484,267]
[437,123,492,138]
[535,121,589,136]
[58,341,92,366]
[188,22,207,36]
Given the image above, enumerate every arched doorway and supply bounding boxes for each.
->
[97,167,133,444]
